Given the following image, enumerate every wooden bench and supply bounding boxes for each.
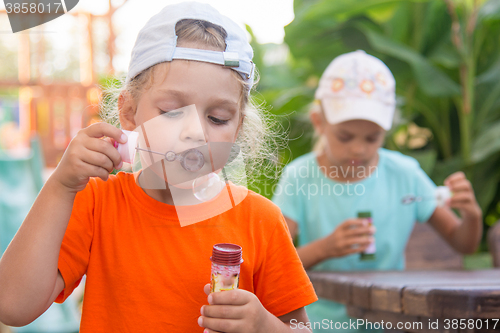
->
[405,220,500,269]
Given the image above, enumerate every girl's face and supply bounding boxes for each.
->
[120,60,243,185]
[133,60,242,147]
[313,112,385,169]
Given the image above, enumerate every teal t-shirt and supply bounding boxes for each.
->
[272,148,437,332]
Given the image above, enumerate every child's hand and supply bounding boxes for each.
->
[199,284,274,333]
[320,219,375,258]
[51,122,127,193]
[444,172,482,221]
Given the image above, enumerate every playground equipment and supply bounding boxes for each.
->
[0,0,125,167]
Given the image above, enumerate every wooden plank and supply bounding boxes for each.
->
[403,285,500,318]
[370,270,500,313]
[371,284,403,313]
[351,271,482,313]
[405,222,463,270]
[309,270,500,317]
[307,271,353,304]
[351,279,372,308]
[367,271,439,313]
[308,271,403,305]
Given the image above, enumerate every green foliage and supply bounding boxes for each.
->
[252,0,500,244]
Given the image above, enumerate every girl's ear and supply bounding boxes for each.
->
[118,91,137,131]
[310,108,324,135]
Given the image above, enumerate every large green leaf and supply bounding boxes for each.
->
[420,0,452,54]
[284,0,428,74]
[403,148,437,175]
[432,157,464,186]
[300,0,429,22]
[470,157,500,212]
[476,79,500,127]
[428,41,461,69]
[471,121,500,162]
[271,86,314,111]
[478,0,500,23]
[385,1,413,42]
[476,57,500,84]
[358,26,461,96]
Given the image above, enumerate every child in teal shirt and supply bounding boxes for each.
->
[272,50,483,332]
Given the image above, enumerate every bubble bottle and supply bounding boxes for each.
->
[210,243,243,293]
[359,211,375,260]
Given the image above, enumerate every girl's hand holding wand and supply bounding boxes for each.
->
[51,122,127,193]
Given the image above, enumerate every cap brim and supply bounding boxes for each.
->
[322,98,394,130]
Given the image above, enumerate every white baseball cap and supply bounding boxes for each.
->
[126,2,255,93]
[314,50,396,130]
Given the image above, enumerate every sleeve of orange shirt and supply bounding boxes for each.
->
[55,179,96,303]
[253,212,318,318]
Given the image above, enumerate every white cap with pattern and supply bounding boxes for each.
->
[126,2,255,93]
[315,50,396,130]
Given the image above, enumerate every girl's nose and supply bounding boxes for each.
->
[351,141,366,156]
[179,109,206,144]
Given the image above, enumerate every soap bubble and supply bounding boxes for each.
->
[193,172,225,202]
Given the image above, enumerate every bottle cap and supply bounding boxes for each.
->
[210,243,243,266]
[357,211,371,218]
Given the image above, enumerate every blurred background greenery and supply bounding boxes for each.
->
[248,0,500,253]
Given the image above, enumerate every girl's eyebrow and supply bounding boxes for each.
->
[338,130,354,136]
[154,89,186,99]
[154,89,238,109]
[367,130,384,137]
[338,129,383,136]
[209,98,239,109]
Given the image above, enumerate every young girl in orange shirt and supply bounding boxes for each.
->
[0,3,317,332]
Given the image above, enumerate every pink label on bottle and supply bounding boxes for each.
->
[210,263,240,293]
[364,217,375,254]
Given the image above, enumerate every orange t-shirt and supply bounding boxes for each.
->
[56,172,317,332]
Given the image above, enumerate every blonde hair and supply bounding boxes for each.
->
[99,19,280,187]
